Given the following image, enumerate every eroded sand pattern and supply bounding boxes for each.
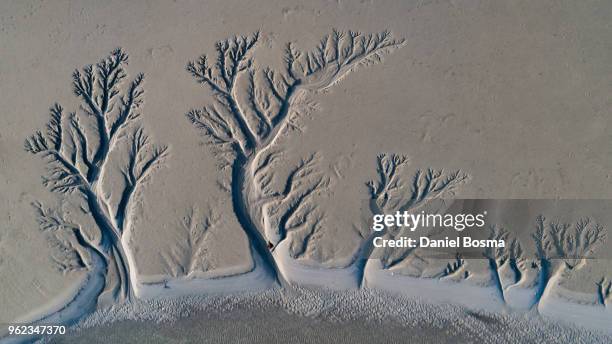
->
[1,1,612,343]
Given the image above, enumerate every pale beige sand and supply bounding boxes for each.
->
[1,0,612,339]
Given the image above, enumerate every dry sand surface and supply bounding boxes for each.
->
[1,0,612,342]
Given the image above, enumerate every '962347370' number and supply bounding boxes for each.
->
[7,325,66,336]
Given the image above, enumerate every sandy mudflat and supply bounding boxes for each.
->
[47,288,612,344]
[1,0,612,343]
[50,308,459,344]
